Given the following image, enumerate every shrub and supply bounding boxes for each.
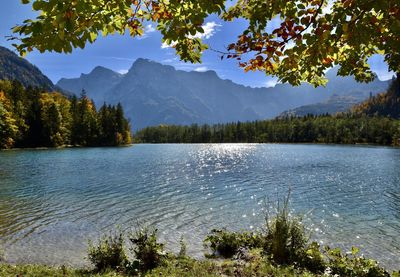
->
[128,226,166,271]
[178,236,187,258]
[300,241,326,273]
[263,191,308,265]
[87,231,128,272]
[325,246,390,277]
[204,228,264,258]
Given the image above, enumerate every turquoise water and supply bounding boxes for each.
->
[0,144,399,269]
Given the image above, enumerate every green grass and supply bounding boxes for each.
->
[1,248,399,277]
[146,252,316,277]
[0,264,119,277]
[0,255,315,277]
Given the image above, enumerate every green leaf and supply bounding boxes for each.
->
[89,32,97,42]
[351,246,360,256]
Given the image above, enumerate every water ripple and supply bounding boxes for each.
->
[0,144,399,269]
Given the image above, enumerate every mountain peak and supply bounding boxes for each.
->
[128,58,175,76]
[92,65,111,73]
[137,57,169,66]
[197,69,218,78]
[89,66,119,76]
[77,66,121,79]
[130,58,160,70]
[134,58,153,64]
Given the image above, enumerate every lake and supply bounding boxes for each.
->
[0,144,399,269]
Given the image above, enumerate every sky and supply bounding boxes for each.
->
[0,1,395,87]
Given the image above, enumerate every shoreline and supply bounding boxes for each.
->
[0,242,399,277]
[2,142,399,151]
[0,144,134,151]
[134,142,400,149]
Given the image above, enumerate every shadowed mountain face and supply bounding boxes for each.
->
[57,58,389,130]
[0,46,55,90]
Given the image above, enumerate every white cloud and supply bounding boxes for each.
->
[137,24,156,40]
[194,66,208,72]
[172,62,208,72]
[374,70,396,81]
[161,57,212,72]
[161,57,178,63]
[265,79,278,88]
[322,0,334,14]
[104,56,135,62]
[192,21,221,40]
[175,63,202,71]
[118,69,129,74]
[161,41,177,49]
[161,21,221,49]
[144,24,155,33]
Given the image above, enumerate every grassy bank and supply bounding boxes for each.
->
[0,257,321,277]
[2,238,399,277]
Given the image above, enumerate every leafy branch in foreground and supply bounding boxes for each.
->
[11,0,400,86]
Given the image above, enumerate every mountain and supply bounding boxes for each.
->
[352,76,400,118]
[57,59,390,130]
[279,92,374,117]
[57,66,123,100]
[0,46,55,90]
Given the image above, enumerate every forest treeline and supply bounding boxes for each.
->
[0,80,131,149]
[135,115,400,146]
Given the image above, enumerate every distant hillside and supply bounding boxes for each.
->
[352,76,400,118]
[0,46,54,90]
[279,93,372,117]
[57,59,389,130]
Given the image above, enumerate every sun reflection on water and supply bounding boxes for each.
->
[0,144,399,269]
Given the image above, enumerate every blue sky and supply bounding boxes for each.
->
[0,1,395,87]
